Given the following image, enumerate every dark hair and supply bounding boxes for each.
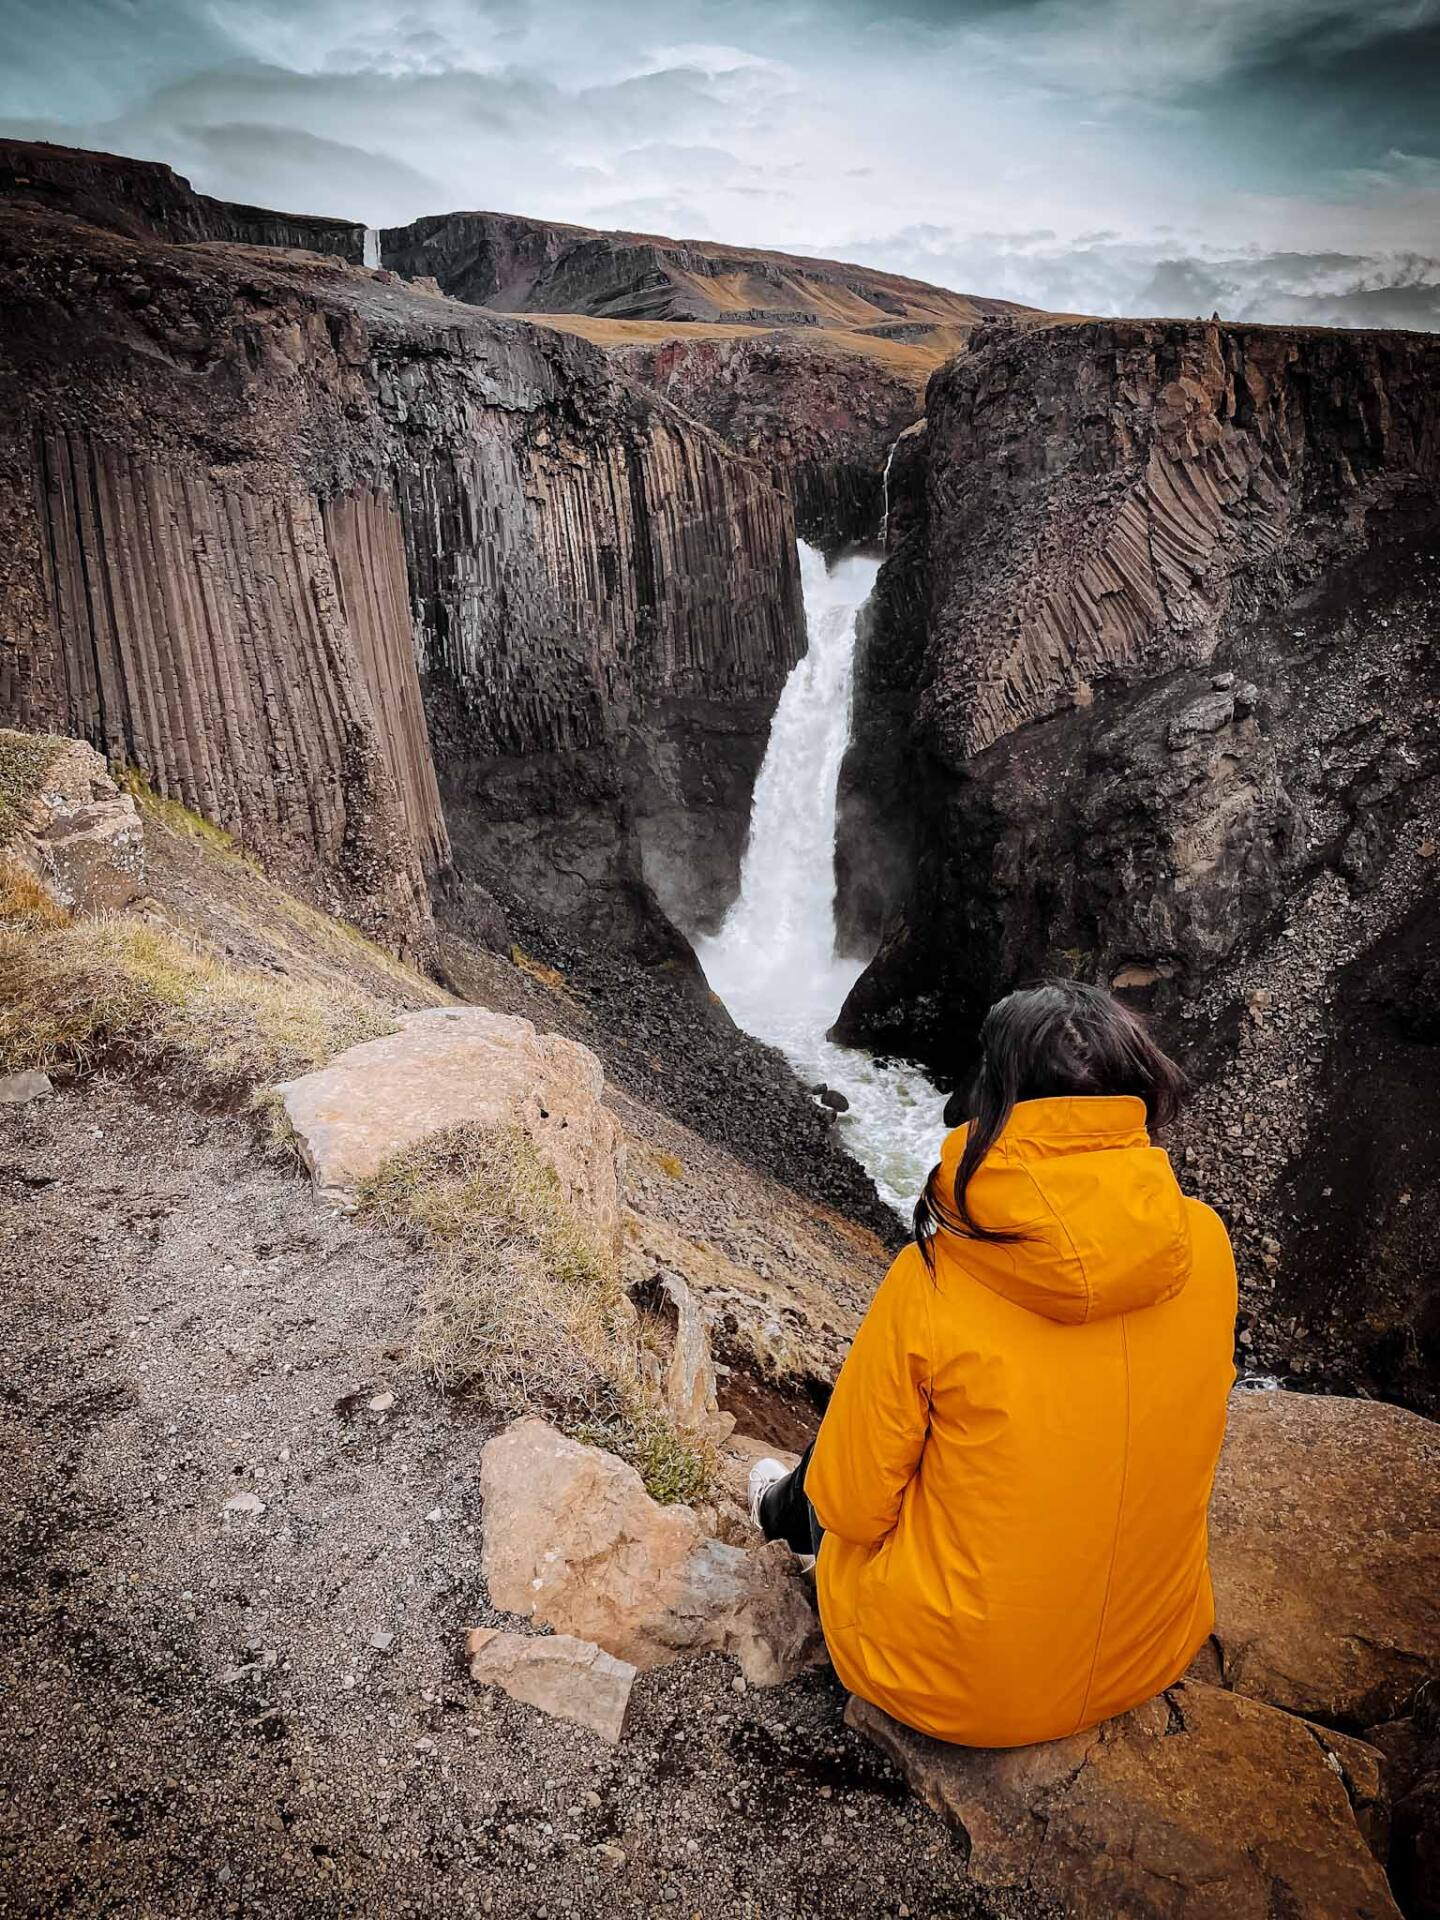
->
[914,979,1187,1270]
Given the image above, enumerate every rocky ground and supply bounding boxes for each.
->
[0,1084,1045,1920]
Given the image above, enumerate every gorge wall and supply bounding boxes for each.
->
[0,150,804,957]
[378,208,1038,547]
[836,316,1440,1409]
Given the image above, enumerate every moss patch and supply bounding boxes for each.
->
[116,765,256,866]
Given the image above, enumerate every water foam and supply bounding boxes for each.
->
[696,542,949,1219]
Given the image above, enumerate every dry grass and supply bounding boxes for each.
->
[0,911,398,1091]
[0,853,72,932]
[0,729,66,848]
[361,1123,714,1502]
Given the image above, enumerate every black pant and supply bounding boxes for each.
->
[758,1439,823,1555]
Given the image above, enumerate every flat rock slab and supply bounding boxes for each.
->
[1210,1389,1440,1726]
[848,1681,1401,1919]
[465,1628,635,1745]
[274,1007,624,1245]
[0,1070,53,1105]
[480,1417,823,1686]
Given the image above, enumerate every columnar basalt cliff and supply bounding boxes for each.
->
[582,330,936,547]
[0,158,804,955]
[378,209,1039,545]
[836,316,1440,1409]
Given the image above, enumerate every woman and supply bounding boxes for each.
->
[749,980,1236,1749]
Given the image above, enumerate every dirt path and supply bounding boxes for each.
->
[0,1084,1048,1919]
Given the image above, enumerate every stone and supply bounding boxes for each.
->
[465,1628,636,1745]
[4,736,145,914]
[1209,1390,1440,1726]
[367,1391,395,1412]
[847,1681,1402,1919]
[223,1491,265,1518]
[627,1266,727,1438]
[479,1418,824,1686]
[273,1008,625,1247]
[0,1070,52,1105]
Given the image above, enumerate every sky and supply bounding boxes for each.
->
[2,0,1438,326]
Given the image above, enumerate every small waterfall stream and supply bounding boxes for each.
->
[363,227,382,269]
[696,542,949,1219]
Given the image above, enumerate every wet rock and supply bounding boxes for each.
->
[274,1008,625,1247]
[479,1417,824,1685]
[847,1680,1402,1919]
[1209,1389,1440,1727]
[465,1628,636,1745]
[817,1088,850,1114]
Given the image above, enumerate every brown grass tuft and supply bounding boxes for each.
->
[0,729,67,848]
[361,1123,714,1502]
[0,912,397,1090]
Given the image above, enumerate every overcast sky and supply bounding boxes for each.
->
[3,0,1438,325]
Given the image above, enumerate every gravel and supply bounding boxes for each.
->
[0,1084,1049,1919]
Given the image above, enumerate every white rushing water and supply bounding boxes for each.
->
[362,227,382,269]
[696,542,950,1219]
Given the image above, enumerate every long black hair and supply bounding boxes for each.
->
[914,979,1187,1270]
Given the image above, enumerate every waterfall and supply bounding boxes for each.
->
[363,227,382,270]
[879,435,902,546]
[696,542,949,1219]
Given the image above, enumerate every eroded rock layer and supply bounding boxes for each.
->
[0,156,804,953]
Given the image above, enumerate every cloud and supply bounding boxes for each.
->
[836,222,1440,328]
[0,0,1435,328]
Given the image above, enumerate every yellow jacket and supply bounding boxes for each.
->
[808,1095,1236,1748]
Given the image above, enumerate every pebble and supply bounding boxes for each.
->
[223,1491,266,1518]
[370,1631,395,1652]
[368,1391,395,1412]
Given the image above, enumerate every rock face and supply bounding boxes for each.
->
[597,330,934,547]
[0,139,364,258]
[847,1683,1402,1919]
[479,1418,824,1686]
[464,1628,635,1745]
[380,209,1020,331]
[0,144,805,958]
[274,1009,625,1244]
[1209,1390,1440,1728]
[835,318,1440,1405]
[378,209,1043,546]
[1,734,145,913]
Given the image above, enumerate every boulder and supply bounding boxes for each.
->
[465,1628,635,1745]
[0,1070,53,1105]
[4,735,145,913]
[479,1417,824,1687]
[1210,1390,1439,1726]
[627,1263,731,1440]
[847,1681,1402,1919]
[273,1007,625,1244]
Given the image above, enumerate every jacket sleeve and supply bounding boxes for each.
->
[805,1244,933,1548]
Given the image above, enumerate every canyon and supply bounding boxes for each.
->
[835,316,1440,1411]
[1,139,1438,1920]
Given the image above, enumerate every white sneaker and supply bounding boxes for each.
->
[746,1456,789,1532]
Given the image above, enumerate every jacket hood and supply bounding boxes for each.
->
[934,1095,1191,1324]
